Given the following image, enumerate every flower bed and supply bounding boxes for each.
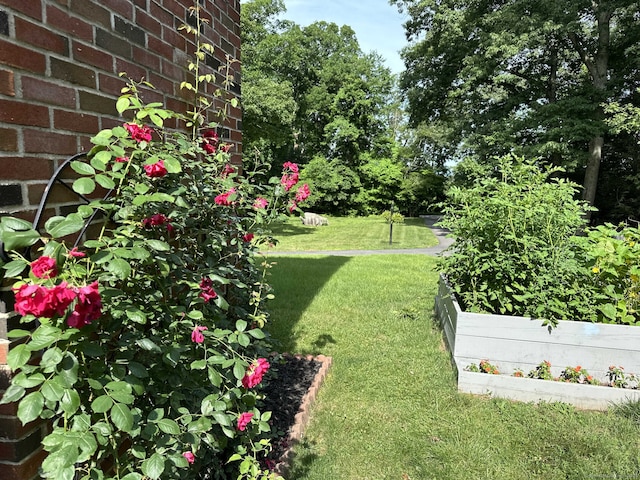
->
[435,275,640,409]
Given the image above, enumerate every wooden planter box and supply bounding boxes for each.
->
[435,275,640,409]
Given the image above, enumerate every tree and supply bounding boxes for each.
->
[392,0,640,219]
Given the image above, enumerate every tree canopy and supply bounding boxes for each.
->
[392,0,640,221]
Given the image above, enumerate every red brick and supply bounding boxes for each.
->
[0,39,46,74]
[0,398,18,417]
[135,9,162,36]
[132,45,161,72]
[45,4,93,42]
[149,2,173,27]
[0,446,47,480]
[115,58,147,83]
[162,0,185,18]
[148,72,174,96]
[14,16,69,56]
[0,157,54,180]
[72,40,113,71]
[148,36,172,59]
[0,427,41,462]
[0,128,18,151]
[0,99,49,127]
[23,129,77,155]
[67,0,110,29]
[54,110,100,134]
[0,69,14,96]
[50,57,96,88]
[0,0,43,21]
[98,73,128,97]
[162,25,186,51]
[161,58,184,81]
[21,76,76,108]
[0,340,7,364]
[101,0,133,19]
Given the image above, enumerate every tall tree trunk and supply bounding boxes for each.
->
[569,4,612,221]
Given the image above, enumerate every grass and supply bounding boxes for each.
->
[265,254,640,480]
[265,216,438,251]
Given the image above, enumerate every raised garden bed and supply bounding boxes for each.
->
[435,274,640,409]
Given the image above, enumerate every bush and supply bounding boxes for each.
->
[0,13,309,479]
[439,155,597,327]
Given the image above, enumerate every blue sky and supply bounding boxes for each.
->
[277,0,409,74]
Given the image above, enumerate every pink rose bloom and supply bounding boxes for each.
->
[214,188,236,206]
[142,213,172,231]
[295,183,311,203]
[31,256,57,279]
[201,129,219,154]
[199,277,218,302]
[183,451,195,464]
[242,358,270,389]
[221,164,235,177]
[288,201,298,213]
[68,247,86,258]
[220,144,232,153]
[237,412,253,431]
[242,233,254,243]
[191,325,208,344]
[67,281,102,328]
[14,282,76,318]
[124,123,152,143]
[281,162,300,191]
[115,156,129,163]
[253,197,268,210]
[144,160,167,178]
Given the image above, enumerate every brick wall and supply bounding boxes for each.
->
[0,1,241,478]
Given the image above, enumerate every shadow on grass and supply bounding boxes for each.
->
[265,255,350,354]
[268,221,318,238]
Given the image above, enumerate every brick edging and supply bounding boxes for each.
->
[273,354,332,478]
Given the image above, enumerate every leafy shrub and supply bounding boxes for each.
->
[439,155,596,327]
[581,223,640,324]
[0,11,309,479]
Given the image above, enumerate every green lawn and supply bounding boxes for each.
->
[266,255,640,480]
[265,216,438,251]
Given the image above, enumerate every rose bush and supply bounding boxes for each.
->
[0,7,309,479]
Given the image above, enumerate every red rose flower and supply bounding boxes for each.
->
[191,325,208,344]
[253,197,268,210]
[183,452,195,465]
[144,160,167,178]
[124,123,152,143]
[242,358,270,389]
[237,412,253,431]
[295,183,311,203]
[14,282,76,318]
[201,129,220,154]
[68,247,86,258]
[67,281,102,328]
[31,256,58,279]
[214,188,236,206]
[199,277,218,302]
[242,233,254,243]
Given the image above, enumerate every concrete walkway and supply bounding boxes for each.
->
[264,215,453,257]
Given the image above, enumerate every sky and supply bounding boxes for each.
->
[277,0,409,74]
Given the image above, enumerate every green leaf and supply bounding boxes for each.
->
[142,452,165,480]
[599,303,617,321]
[0,217,33,230]
[120,474,143,480]
[125,308,147,324]
[70,160,95,176]
[2,259,27,278]
[128,362,149,378]
[162,157,181,174]
[91,151,111,170]
[107,258,131,280]
[6,329,30,339]
[233,360,245,381]
[12,372,45,389]
[60,388,81,415]
[157,418,181,435]
[73,177,96,195]
[7,344,31,370]
[95,174,116,189]
[111,402,134,432]
[41,379,65,402]
[1,384,25,404]
[30,325,61,350]
[213,411,231,427]
[136,338,161,352]
[146,240,170,251]
[235,320,247,332]
[190,359,206,370]
[238,333,251,347]
[1,229,41,251]
[247,329,266,339]
[17,391,44,423]
[47,213,86,238]
[41,347,64,369]
[91,395,113,414]
[116,97,131,114]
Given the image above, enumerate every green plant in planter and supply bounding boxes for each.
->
[582,223,640,325]
[439,155,596,327]
[0,6,310,480]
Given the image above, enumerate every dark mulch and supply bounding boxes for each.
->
[261,355,322,467]
[197,355,321,478]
